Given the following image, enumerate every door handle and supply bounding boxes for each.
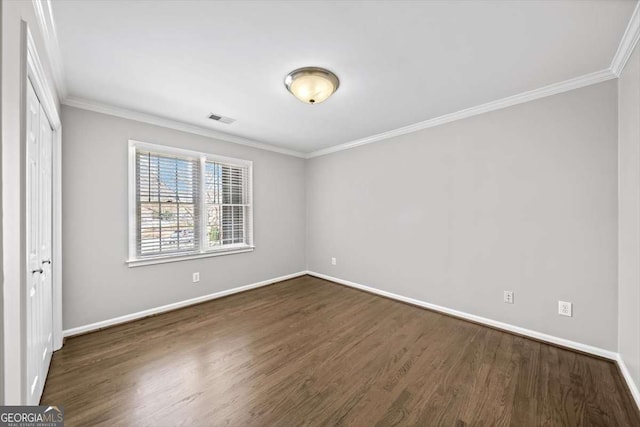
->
[31,268,43,274]
[42,259,51,265]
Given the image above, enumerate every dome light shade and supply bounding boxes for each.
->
[284,67,339,104]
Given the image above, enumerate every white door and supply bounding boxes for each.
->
[26,79,54,405]
[38,100,54,388]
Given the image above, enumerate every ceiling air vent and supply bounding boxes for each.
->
[208,113,236,124]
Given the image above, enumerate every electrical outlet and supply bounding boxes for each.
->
[192,272,200,283]
[558,301,572,317]
[503,291,514,304]
[331,257,337,266]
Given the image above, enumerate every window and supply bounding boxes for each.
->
[128,141,253,266]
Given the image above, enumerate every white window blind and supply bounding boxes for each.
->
[204,162,251,248]
[136,151,200,256]
[129,141,253,265]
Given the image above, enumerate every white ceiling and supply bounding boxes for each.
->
[51,0,636,154]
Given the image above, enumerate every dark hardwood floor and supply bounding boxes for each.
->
[42,275,640,426]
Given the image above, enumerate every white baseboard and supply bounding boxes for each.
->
[63,271,308,337]
[306,271,618,360]
[616,354,640,409]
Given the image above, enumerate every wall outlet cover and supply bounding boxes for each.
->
[503,291,514,304]
[558,301,572,317]
[193,272,200,283]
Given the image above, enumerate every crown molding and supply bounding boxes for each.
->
[36,0,632,160]
[306,69,616,159]
[63,97,307,158]
[611,1,640,77]
[63,67,614,161]
[32,0,67,99]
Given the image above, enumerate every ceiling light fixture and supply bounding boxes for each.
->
[284,67,340,105]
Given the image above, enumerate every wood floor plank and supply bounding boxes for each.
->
[42,275,640,426]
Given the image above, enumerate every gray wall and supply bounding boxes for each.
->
[619,42,640,391]
[61,106,306,329]
[307,80,619,351]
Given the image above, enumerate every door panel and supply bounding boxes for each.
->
[25,79,54,405]
[26,81,41,405]
[38,102,54,394]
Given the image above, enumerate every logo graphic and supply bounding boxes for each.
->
[0,405,64,426]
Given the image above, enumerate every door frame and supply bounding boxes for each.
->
[20,21,63,403]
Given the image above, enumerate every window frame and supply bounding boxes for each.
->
[127,140,254,267]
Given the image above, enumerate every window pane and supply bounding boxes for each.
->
[221,205,244,245]
[205,161,248,248]
[177,205,196,250]
[205,162,221,205]
[206,205,221,247]
[136,151,199,257]
[139,202,160,255]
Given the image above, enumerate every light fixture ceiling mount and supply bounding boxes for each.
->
[284,67,340,105]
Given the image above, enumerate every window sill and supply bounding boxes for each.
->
[126,246,255,268]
